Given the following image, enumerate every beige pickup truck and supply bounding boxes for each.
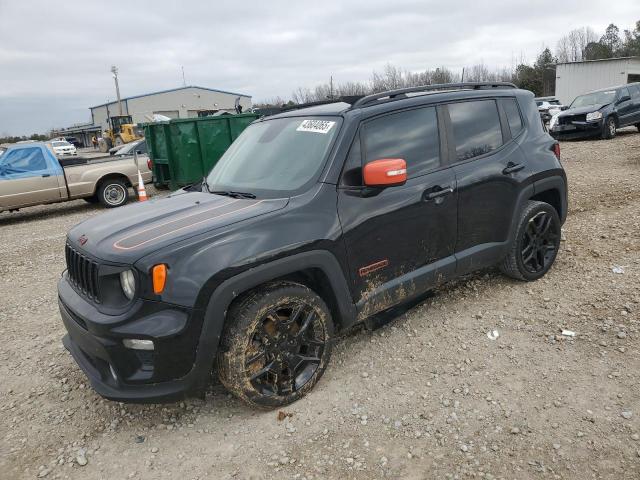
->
[0,142,152,212]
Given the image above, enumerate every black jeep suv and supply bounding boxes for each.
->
[550,82,640,140]
[58,82,567,407]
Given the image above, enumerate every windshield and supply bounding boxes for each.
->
[571,90,616,108]
[206,116,341,197]
[52,141,70,147]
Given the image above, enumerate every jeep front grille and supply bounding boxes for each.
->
[65,244,100,302]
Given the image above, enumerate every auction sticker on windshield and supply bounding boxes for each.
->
[297,119,336,134]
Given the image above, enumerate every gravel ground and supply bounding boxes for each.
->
[1,129,639,480]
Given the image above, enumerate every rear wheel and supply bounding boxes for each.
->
[602,117,617,139]
[635,123,640,132]
[500,201,561,281]
[218,281,333,408]
[97,179,129,208]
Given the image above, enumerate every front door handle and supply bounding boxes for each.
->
[502,162,524,174]
[424,186,454,201]
[42,173,51,178]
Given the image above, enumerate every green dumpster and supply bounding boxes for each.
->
[144,113,259,190]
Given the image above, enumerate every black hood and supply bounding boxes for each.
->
[558,103,607,117]
[68,192,288,263]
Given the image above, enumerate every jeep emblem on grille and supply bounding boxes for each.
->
[78,235,88,246]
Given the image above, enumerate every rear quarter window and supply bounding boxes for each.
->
[448,100,503,162]
[503,98,524,137]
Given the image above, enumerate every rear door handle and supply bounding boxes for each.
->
[424,186,454,201]
[502,162,524,174]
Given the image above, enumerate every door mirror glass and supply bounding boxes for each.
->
[363,158,407,187]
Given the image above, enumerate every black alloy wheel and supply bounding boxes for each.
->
[520,211,559,274]
[218,281,333,408]
[247,303,326,397]
[500,200,561,281]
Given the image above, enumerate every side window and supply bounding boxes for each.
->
[503,98,524,137]
[363,107,440,178]
[340,134,362,186]
[629,85,640,98]
[0,148,48,177]
[448,100,503,162]
[619,87,631,100]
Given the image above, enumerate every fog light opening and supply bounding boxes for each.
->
[123,338,155,351]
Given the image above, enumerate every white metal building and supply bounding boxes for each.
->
[555,57,640,105]
[90,85,252,132]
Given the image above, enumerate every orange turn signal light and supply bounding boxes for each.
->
[152,264,167,295]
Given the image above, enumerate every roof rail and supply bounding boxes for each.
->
[350,82,517,109]
[281,96,365,113]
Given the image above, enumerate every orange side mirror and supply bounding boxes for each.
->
[363,158,407,187]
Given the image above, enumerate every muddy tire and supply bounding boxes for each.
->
[601,116,617,139]
[500,201,561,281]
[636,123,640,132]
[97,178,129,208]
[217,281,334,408]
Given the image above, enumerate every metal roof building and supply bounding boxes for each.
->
[90,85,252,132]
[555,57,640,105]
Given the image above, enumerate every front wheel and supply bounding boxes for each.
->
[97,179,129,208]
[602,117,617,139]
[500,201,561,281]
[217,281,333,408]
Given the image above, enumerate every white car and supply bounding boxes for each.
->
[49,140,77,156]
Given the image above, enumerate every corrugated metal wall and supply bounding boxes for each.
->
[555,58,640,105]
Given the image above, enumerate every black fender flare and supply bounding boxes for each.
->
[189,250,356,389]
[534,175,568,223]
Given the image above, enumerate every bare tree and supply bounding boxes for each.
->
[556,27,598,62]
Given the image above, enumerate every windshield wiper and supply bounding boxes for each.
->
[211,190,257,199]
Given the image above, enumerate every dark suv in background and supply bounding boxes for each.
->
[550,83,640,139]
[58,82,567,408]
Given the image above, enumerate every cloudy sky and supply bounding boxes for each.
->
[0,0,637,135]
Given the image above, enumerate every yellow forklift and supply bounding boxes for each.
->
[98,115,142,152]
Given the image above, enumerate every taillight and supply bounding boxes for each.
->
[147,158,152,170]
[552,143,560,161]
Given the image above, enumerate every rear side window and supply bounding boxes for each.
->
[448,100,503,162]
[0,147,48,175]
[619,87,631,100]
[363,107,440,178]
[503,98,524,137]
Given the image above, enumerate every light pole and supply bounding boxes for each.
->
[111,65,123,115]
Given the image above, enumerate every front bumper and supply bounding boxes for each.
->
[58,275,211,403]
[550,120,603,140]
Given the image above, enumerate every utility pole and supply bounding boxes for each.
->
[330,75,334,100]
[182,66,186,87]
[111,65,123,115]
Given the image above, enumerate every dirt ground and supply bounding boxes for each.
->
[1,128,639,480]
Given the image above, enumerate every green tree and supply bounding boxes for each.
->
[600,24,623,54]
[623,20,640,55]
[584,41,613,60]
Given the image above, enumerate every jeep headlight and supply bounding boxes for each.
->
[120,270,136,300]
[586,111,602,122]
